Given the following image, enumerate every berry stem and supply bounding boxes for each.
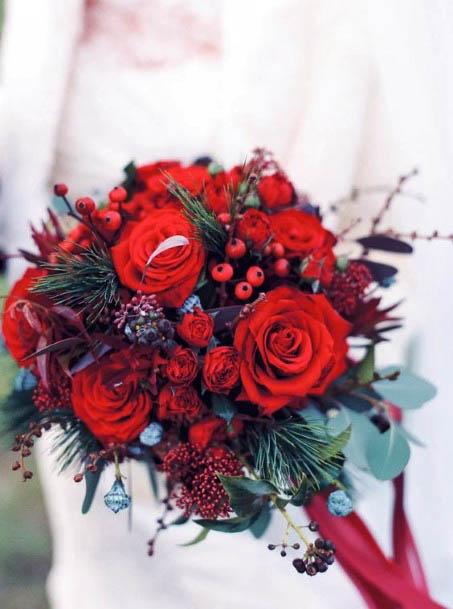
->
[273,499,310,548]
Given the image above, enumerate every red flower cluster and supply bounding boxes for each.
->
[161,443,243,519]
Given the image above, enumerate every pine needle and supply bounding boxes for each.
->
[165,175,227,255]
[32,246,119,324]
[247,418,350,493]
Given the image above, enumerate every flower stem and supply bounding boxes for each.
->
[273,499,310,547]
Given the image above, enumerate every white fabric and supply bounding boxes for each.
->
[1,1,453,607]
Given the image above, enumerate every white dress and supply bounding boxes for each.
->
[1,1,453,608]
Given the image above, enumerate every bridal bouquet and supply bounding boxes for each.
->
[1,150,437,578]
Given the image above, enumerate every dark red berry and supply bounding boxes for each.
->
[211,263,234,282]
[292,558,306,573]
[73,473,84,483]
[75,197,96,215]
[100,210,122,231]
[12,461,21,471]
[273,258,290,278]
[315,538,324,549]
[309,520,320,532]
[54,183,68,197]
[234,281,253,301]
[226,238,247,259]
[217,213,231,225]
[23,470,33,480]
[272,242,285,258]
[109,186,127,203]
[246,265,265,287]
[267,544,276,551]
[306,563,318,576]
[317,561,328,573]
[280,550,287,557]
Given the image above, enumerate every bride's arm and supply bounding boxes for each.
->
[0,0,84,275]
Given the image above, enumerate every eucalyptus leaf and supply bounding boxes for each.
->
[327,406,378,471]
[357,347,375,384]
[290,477,309,507]
[373,366,437,409]
[82,469,102,514]
[195,513,260,533]
[217,475,277,517]
[181,527,210,546]
[250,507,272,539]
[366,422,410,480]
[211,395,237,425]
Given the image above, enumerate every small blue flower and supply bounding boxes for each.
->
[139,422,164,447]
[178,294,202,316]
[104,479,131,514]
[14,368,37,392]
[327,490,353,517]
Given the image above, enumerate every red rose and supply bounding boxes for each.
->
[157,384,203,422]
[257,172,295,209]
[236,209,271,250]
[203,346,240,394]
[111,208,205,307]
[204,167,243,215]
[135,160,181,185]
[71,348,154,445]
[189,416,243,449]
[2,268,48,365]
[270,209,336,258]
[166,346,199,385]
[176,307,214,348]
[301,246,336,287]
[234,286,351,414]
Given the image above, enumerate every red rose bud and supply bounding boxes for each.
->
[54,183,68,197]
[202,346,241,394]
[211,262,234,282]
[109,186,128,203]
[257,172,294,209]
[235,281,253,301]
[157,384,203,422]
[236,209,271,251]
[176,307,214,348]
[75,197,96,215]
[165,346,199,385]
[225,238,246,259]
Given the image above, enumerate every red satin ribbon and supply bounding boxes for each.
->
[306,478,445,608]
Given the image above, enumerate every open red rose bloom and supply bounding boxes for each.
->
[1,149,440,592]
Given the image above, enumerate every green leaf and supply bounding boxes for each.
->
[144,455,159,499]
[357,347,375,384]
[327,407,378,471]
[366,422,410,480]
[195,513,260,533]
[181,527,210,546]
[373,366,437,409]
[211,394,237,425]
[250,507,272,539]
[82,469,102,514]
[217,475,277,517]
[290,477,309,507]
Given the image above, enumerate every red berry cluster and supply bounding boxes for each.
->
[161,443,243,519]
[328,262,373,316]
[33,377,72,412]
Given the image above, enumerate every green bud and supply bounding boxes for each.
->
[208,161,224,176]
[335,255,349,273]
[243,194,261,209]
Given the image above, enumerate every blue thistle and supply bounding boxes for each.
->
[327,490,353,517]
[178,294,202,315]
[139,422,164,447]
[14,368,37,392]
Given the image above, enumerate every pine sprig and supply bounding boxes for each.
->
[247,419,350,493]
[50,409,102,472]
[32,246,119,324]
[166,176,227,254]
